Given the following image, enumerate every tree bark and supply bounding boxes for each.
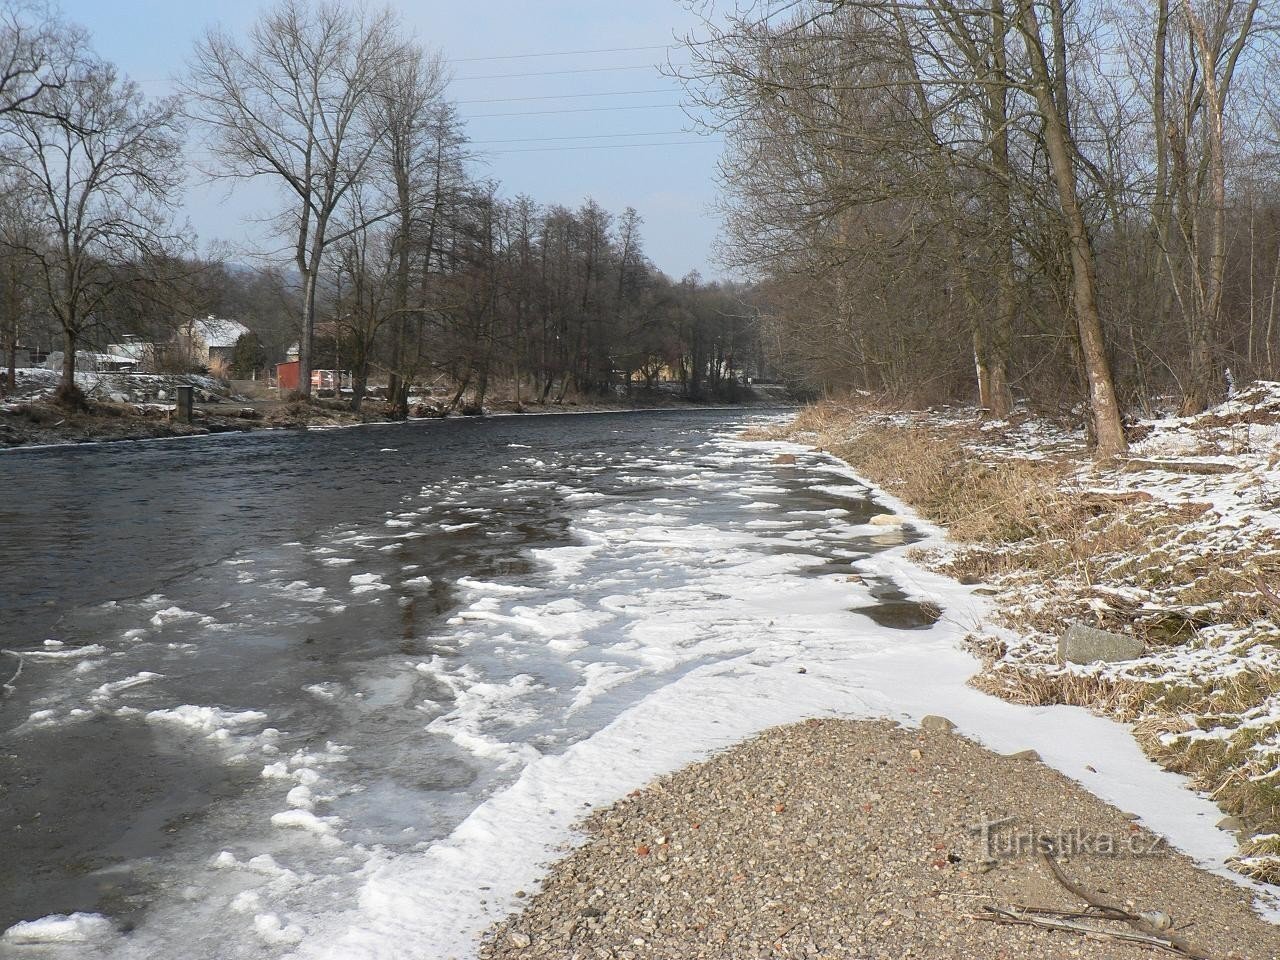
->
[1018,0,1126,455]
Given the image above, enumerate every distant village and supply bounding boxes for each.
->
[11,316,349,399]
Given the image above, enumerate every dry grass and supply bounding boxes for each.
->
[768,396,1280,881]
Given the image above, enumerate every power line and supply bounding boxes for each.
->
[485,139,720,155]
[456,88,673,105]
[467,102,684,119]
[471,130,691,144]
[453,44,673,63]
[456,64,671,81]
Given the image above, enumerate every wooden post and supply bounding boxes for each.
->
[175,385,194,424]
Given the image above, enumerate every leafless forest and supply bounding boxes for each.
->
[3,1,1277,447]
[0,0,762,416]
[679,0,1280,454]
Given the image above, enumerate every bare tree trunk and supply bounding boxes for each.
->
[60,324,77,396]
[985,0,1015,418]
[298,265,317,399]
[387,175,413,420]
[1267,238,1280,377]
[1019,0,1126,455]
[448,370,470,414]
[2,262,17,395]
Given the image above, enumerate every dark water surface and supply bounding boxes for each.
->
[0,409,928,956]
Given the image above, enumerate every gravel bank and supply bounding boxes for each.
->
[481,719,1277,959]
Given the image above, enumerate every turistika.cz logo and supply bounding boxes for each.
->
[968,815,1167,860]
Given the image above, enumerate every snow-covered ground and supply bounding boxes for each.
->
[3,415,1276,959]
[3,367,231,406]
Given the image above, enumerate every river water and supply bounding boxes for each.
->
[0,409,942,958]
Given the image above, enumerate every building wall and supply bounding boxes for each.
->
[276,360,301,392]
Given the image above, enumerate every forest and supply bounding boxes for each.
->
[678,0,1280,454]
[5,0,1275,451]
[0,0,766,417]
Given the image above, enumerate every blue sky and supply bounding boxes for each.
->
[59,0,727,280]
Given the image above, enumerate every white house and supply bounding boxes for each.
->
[175,316,251,375]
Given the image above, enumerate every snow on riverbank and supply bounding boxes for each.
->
[282,436,1279,960]
[6,416,1276,960]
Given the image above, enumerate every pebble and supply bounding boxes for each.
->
[479,720,1280,960]
[921,715,956,734]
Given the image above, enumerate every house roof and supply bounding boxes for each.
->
[192,316,251,349]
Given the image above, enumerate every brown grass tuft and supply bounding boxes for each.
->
[759,397,1280,876]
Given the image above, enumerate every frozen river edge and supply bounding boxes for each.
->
[3,417,1276,960]
[289,436,1280,960]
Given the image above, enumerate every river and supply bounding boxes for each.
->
[0,409,954,958]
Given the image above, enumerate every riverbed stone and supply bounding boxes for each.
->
[869,513,903,526]
[1058,623,1145,664]
[921,715,956,735]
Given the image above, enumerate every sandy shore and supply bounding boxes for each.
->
[481,719,1277,959]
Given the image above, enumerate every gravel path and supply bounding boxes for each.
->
[481,719,1278,959]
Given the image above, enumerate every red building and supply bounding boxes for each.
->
[276,360,301,392]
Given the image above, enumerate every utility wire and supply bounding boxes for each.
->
[457,88,673,105]
[471,130,690,144]
[456,64,673,81]
[453,44,672,62]
[485,139,720,155]
[468,102,683,119]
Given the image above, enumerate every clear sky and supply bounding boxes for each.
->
[58,0,727,280]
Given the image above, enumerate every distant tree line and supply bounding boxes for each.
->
[680,0,1280,454]
[0,0,764,411]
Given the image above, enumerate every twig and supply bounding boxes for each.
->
[973,906,1193,955]
[1018,904,1130,921]
[1038,847,1215,959]
[1254,573,1280,610]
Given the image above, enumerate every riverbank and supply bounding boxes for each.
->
[0,390,793,449]
[482,718,1277,959]
[751,389,1280,885]
[6,408,1273,956]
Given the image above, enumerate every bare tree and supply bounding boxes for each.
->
[3,61,184,399]
[368,44,448,417]
[1015,0,1126,453]
[186,0,404,398]
[0,1,88,123]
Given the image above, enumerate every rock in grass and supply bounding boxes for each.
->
[1058,623,1144,664]
[921,715,956,735]
[1217,816,1247,832]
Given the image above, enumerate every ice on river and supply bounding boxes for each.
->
[3,416,1277,960]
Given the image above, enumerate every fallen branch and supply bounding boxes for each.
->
[973,905,1192,955]
[1254,573,1280,611]
[1038,847,1214,959]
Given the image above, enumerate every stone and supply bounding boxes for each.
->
[1058,623,1145,664]
[1217,816,1247,832]
[508,931,532,948]
[1006,749,1040,762]
[869,513,903,526]
[773,453,797,465]
[921,715,956,735]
